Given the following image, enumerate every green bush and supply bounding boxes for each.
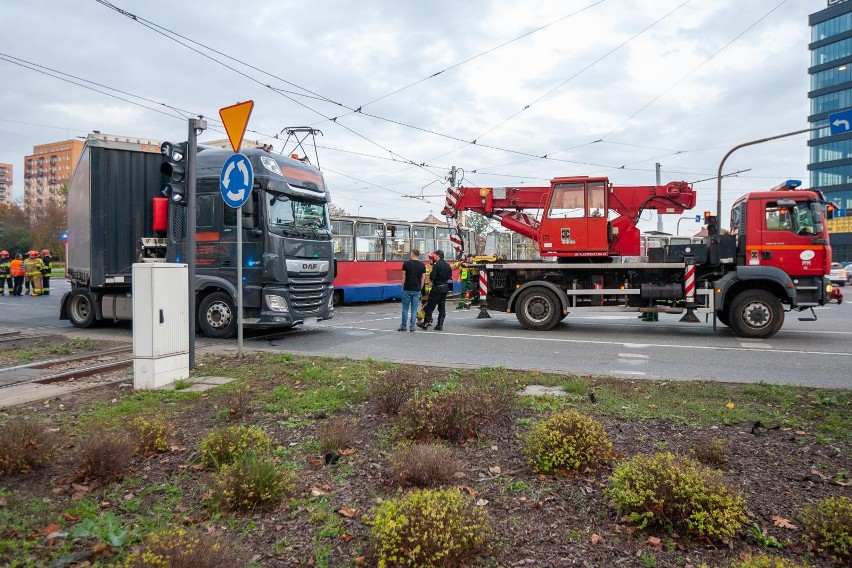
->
[523,410,612,473]
[606,452,747,540]
[367,488,491,567]
[127,416,174,454]
[213,452,297,512]
[397,385,512,442]
[199,424,271,468]
[0,420,53,475]
[799,496,852,562]
[118,527,239,567]
[722,554,807,568]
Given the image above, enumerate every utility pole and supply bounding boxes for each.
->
[448,165,458,187]
[655,163,664,233]
[186,116,207,369]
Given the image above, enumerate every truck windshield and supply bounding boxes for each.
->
[267,194,330,236]
[766,201,816,235]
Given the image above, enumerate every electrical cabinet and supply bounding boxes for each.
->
[132,263,189,388]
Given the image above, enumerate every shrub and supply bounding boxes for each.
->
[723,554,807,568]
[367,488,491,567]
[0,420,53,475]
[317,419,355,455]
[606,452,747,540]
[397,385,512,442]
[690,437,730,467]
[220,382,253,421]
[213,452,297,512]
[391,443,460,487]
[369,368,429,414]
[119,527,240,567]
[127,417,174,454]
[78,431,135,482]
[199,424,271,468]
[524,410,612,473]
[799,496,852,562]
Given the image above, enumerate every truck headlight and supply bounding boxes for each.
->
[265,294,289,312]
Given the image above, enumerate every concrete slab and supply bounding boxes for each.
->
[518,385,569,397]
[155,376,235,393]
[0,378,125,409]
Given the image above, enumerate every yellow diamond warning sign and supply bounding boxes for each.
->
[219,100,254,153]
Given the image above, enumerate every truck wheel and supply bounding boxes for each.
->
[515,287,561,331]
[67,290,97,328]
[198,291,237,339]
[729,289,784,339]
[332,290,343,306]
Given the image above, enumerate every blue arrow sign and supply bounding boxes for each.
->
[829,108,852,136]
[220,153,253,209]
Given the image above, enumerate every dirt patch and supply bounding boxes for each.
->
[0,354,848,567]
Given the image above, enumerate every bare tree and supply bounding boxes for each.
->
[328,203,349,216]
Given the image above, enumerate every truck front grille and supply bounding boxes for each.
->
[288,278,329,312]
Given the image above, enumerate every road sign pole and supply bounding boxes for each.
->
[237,204,243,358]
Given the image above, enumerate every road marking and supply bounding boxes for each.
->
[738,342,771,349]
[610,370,646,376]
[330,326,852,357]
[617,353,649,359]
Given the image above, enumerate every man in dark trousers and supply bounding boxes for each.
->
[399,249,426,332]
[418,249,452,331]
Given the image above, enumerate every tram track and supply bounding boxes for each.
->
[0,347,134,390]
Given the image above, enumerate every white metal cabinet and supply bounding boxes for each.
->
[132,263,189,388]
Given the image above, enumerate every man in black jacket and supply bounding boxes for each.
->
[418,249,452,331]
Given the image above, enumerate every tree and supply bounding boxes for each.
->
[328,203,349,216]
[0,203,33,255]
[465,211,491,235]
[27,201,66,260]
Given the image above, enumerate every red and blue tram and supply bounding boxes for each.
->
[331,216,474,305]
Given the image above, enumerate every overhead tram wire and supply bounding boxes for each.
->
[319,0,607,123]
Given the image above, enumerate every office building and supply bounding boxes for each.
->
[809,0,852,260]
[0,163,12,206]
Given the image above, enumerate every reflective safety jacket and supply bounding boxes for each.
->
[0,258,9,277]
[41,255,52,276]
[10,259,24,277]
[23,257,44,276]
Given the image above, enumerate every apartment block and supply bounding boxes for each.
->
[0,163,12,206]
[23,139,84,212]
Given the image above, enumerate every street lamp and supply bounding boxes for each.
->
[676,216,699,235]
[357,206,363,217]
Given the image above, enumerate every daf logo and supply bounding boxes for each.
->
[302,263,319,270]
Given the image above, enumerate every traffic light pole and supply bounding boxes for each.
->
[187,117,207,369]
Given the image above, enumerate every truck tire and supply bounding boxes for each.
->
[728,289,784,339]
[332,289,343,306]
[515,287,561,331]
[198,291,237,339]
[67,290,97,328]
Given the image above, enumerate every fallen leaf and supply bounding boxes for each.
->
[647,536,662,548]
[647,404,658,409]
[36,524,60,539]
[530,502,542,510]
[275,524,285,532]
[772,515,797,529]
[191,464,205,471]
[459,485,478,496]
[475,498,489,507]
[339,448,356,456]
[61,513,79,522]
[71,483,90,493]
[488,465,502,474]
[308,457,324,468]
[321,484,332,491]
[340,533,354,541]
[726,402,735,409]
[355,556,366,566]
[795,430,806,435]
[590,533,603,545]
[490,445,498,451]
[71,491,88,501]
[453,471,467,479]
[294,380,302,385]
[311,487,328,497]
[92,543,108,554]
[338,506,358,518]
[99,501,112,509]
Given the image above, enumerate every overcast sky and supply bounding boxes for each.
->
[0,0,829,233]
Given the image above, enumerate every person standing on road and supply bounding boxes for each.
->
[399,249,426,332]
[10,253,24,296]
[23,250,44,296]
[40,250,52,296]
[418,249,452,331]
[0,251,10,296]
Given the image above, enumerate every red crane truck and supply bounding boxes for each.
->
[442,177,834,338]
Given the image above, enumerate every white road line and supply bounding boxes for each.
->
[617,353,649,359]
[738,342,772,349]
[610,370,646,376]
[332,326,852,357]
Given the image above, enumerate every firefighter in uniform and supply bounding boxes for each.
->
[24,250,44,296]
[0,251,10,295]
[40,249,52,295]
[455,256,473,309]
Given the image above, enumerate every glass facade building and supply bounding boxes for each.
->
[809,0,852,262]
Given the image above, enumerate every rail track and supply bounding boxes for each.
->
[0,346,133,390]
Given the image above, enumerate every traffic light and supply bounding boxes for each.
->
[160,141,188,205]
[704,211,719,236]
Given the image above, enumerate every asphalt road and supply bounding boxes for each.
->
[3,278,850,389]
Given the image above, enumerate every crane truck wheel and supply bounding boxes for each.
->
[332,290,343,306]
[198,291,238,339]
[515,287,562,331]
[728,289,784,339]
[67,289,97,328]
